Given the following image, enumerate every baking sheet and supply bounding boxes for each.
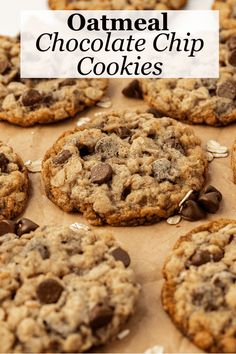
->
[0,0,228,353]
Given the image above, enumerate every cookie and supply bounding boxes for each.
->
[140,33,236,126]
[231,139,236,183]
[48,0,187,10]
[0,141,29,220]
[0,223,139,353]
[0,35,108,127]
[42,110,207,226]
[212,0,236,31]
[162,219,236,353]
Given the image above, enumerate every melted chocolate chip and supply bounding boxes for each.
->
[90,304,114,330]
[111,247,131,267]
[36,279,64,304]
[91,163,113,184]
[53,150,72,165]
[122,80,143,99]
[21,89,43,106]
[0,220,16,236]
[217,79,236,100]
[16,218,39,237]
[59,79,76,87]
[0,153,9,172]
[189,250,211,266]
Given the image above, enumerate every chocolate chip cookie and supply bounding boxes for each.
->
[42,110,207,226]
[0,224,139,353]
[0,35,108,127]
[0,141,29,220]
[48,0,187,10]
[162,219,236,353]
[140,32,236,126]
[213,0,236,31]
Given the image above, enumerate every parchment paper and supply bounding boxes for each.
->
[1,78,235,353]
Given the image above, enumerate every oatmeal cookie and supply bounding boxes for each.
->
[162,219,236,353]
[0,35,108,127]
[0,141,29,220]
[42,110,207,226]
[140,32,236,126]
[213,0,236,31]
[48,0,187,10]
[0,223,139,353]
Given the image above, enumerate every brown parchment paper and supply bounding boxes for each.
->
[1,78,235,353]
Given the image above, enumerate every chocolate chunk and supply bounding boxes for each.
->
[0,59,9,75]
[166,138,185,155]
[213,249,224,262]
[0,220,16,236]
[228,50,236,67]
[91,163,113,184]
[36,279,64,304]
[180,200,206,221]
[0,153,9,172]
[198,192,221,213]
[203,185,222,201]
[217,79,236,100]
[111,247,131,267]
[122,80,143,99]
[95,137,119,159]
[53,150,72,165]
[90,304,114,330]
[146,108,164,118]
[21,89,43,106]
[16,218,39,237]
[36,244,50,260]
[59,79,76,87]
[189,250,211,266]
[227,36,236,50]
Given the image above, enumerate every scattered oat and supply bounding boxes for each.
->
[179,190,194,207]
[24,159,42,173]
[117,329,130,340]
[206,140,228,156]
[167,215,182,225]
[206,152,214,162]
[144,345,164,354]
[76,117,90,127]
[94,111,104,117]
[96,97,112,108]
[70,223,90,232]
[211,152,229,158]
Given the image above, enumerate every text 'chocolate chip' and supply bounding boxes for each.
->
[90,304,114,330]
[111,247,131,267]
[91,163,113,184]
[36,279,64,304]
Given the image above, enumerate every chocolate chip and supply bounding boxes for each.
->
[166,138,185,155]
[95,137,119,159]
[37,244,50,260]
[0,153,9,172]
[198,192,221,213]
[111,247,131,267]
[203,185,222,201]
[0,59,9,75]
[76,143,93,158]
[21,89,43,106]
[227,36,236,50]
[59,79,76,87]
[91,163,113,184]
[189,250,211,266]
[90,304,114,330]
[16,218,39,237]
[217,79,236,100]
[228,50,236,67]
[0,220,16,236]
[146,108,164,118]
[53,150,72,165]
[180,200,206,221]
[121,185,132,200]
[122,80,143,99]
[213,249,224,262]
[36,279,64,304]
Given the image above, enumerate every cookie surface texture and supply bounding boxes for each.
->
[0,224,139,353]
[162,219,236,353]
[42,110,207,226]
